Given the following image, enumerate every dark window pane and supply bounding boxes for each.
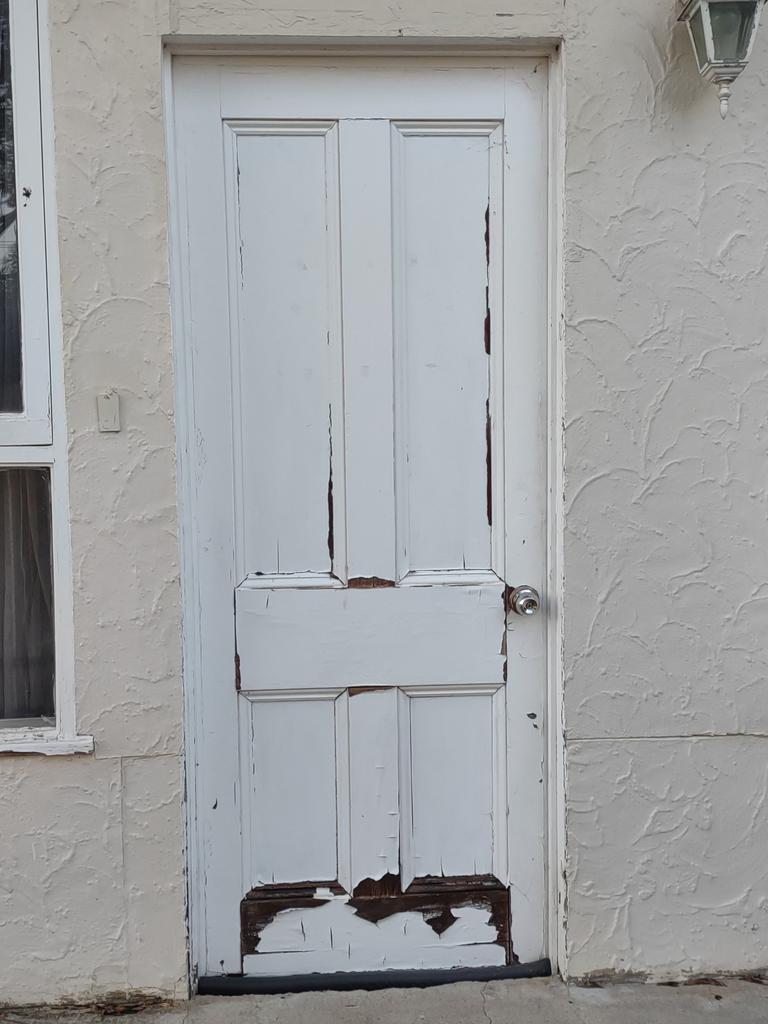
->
[0,0,21,414]
[0,468,55,721]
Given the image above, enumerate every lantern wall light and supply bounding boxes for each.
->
[679,0,765,116]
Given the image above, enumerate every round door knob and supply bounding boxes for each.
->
[508,585,540,617]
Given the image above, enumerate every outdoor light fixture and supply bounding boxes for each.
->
[679,0,765,116]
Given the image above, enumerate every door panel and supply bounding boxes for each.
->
[242,694,340,886]
[392,123,502,577]
[226,122,345,584]
[405,689,501,881]
[172,56,549,978]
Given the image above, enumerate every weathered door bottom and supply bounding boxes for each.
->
[241,876,512,975]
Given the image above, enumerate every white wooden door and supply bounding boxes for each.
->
[172,56,549,979]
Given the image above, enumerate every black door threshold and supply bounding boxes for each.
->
[198,958,552,995]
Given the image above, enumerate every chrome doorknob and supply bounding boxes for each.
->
[508,585,540,617]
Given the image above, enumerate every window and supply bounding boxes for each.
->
[0,0,89,751]
[0,467,54,725]
[0,7,21,415]
[0,0,50,445]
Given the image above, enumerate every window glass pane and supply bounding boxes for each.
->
[0,467,55,723]
[0,0,21,414]
[710,2,756,61]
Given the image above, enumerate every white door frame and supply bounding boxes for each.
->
[163,43,565,987]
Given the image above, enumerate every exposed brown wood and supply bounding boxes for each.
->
[500,626,507,684]
[234,651,241,691]
[347,576,396,589]
[241,875,512,960]
[349,874,511,956]
[408,874,503,893]
[243,880,346,899]
[348,685,396,697]
[352,872,402,898]
[484,204,491,355]
[423,906,458,935]
[327,404,335,566]
[485,204,490,266]
[242,894,329,955]
[241,881,345,955]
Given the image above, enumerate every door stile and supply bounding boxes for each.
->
[347,688,401,890]
[176,63,243,974]
[502,66,549,963]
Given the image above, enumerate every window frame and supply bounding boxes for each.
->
[0,0,51,444]
[0,0,91,754]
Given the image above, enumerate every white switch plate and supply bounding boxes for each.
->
[97,390,121,432]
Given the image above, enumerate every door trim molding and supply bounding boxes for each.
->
[163,39,558,57]
[163,43,565,988]
[546,47,568,981]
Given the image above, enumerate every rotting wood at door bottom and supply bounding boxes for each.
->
[240,881,346,955]
[241,874,512,963]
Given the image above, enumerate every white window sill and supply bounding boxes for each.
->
[0,733,94,756]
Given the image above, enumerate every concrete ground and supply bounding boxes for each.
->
[3,978,768,1024]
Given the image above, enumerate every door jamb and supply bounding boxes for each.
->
[162,41,566,989]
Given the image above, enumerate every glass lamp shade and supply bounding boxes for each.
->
[688,5,710,67]
[710,1,759,59]
[679,0,765,115]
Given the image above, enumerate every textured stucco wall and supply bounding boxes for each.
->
[1,0,766,1003]
[559,0,768,978]
[0,0,188,1005]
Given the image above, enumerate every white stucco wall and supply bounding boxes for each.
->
[0,0,765,1004]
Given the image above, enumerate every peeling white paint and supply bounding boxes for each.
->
[244,899,506,976]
